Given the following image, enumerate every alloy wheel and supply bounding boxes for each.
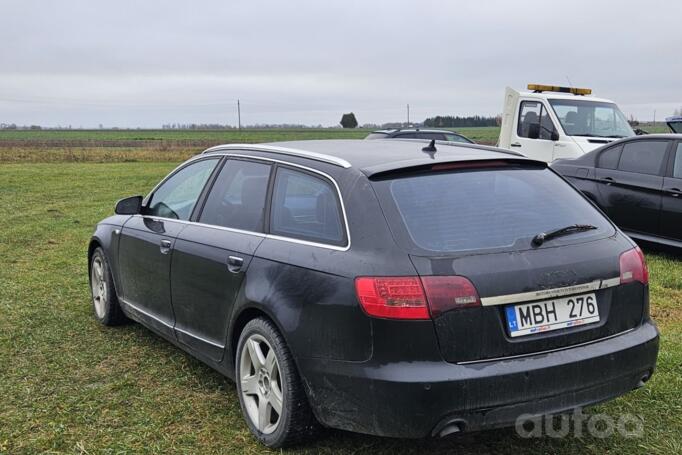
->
[239,334,283,434]
[91,256,107,319]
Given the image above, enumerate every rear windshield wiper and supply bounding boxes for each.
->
[532,224,598,246]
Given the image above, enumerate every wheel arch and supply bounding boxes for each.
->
[87,237,103,275]
[229,306,286,367]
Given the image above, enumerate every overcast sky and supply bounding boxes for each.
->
[1,0,680,128]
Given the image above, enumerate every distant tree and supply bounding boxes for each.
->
[340,112,358,129]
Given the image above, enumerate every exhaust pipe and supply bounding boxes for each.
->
[436,419,466,438]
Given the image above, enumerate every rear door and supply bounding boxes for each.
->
[170,158,271,361]
[595,139,669,235]
[371,163,643,362]
[660,141,682,241]
[118,158,220,336]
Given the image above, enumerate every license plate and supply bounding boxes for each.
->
[505,293,599,338]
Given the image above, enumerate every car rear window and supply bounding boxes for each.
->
[372,165,613,253]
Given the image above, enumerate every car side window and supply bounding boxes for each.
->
[270,167,345,245]
[618,141,669,175]
[394,133,418,138]
[199,159,271,232]
[146,158,219,220]
[674,143,682,179]
[444,133,471,143]
[517,101,557,140]
[419,132,447,140]
[598,145,622,169]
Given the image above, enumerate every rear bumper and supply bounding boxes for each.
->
[297,321,659,438]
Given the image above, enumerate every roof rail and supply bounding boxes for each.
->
[201,144,352,168]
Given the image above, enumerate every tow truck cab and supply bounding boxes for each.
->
[498,84,635,162]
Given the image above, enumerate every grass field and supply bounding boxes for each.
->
[0,127,500,143]
[0,129,681,453]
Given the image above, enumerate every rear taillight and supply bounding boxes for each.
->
[619,246,649,285]
[355,277,429,319]
[355,276,480,320]
[420,276,481,317]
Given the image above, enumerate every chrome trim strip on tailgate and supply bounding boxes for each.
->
[480,277,621,307]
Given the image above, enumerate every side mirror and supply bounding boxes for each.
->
[115,195,143,215]
[527,123,540,139]
[550,130,560,141]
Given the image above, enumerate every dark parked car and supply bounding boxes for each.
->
[552,134,682,248]
[365,128,474,143]
[89,139,658,448]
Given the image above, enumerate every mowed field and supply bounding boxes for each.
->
[1,128,681,454]
[0,127,500,164]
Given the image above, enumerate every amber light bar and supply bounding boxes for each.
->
[528,84,592,95]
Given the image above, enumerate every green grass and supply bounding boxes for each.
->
[1,161,681,454]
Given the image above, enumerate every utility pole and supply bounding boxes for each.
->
[407,104,410,126]
[653,109,656,125]
[237,99,241,130]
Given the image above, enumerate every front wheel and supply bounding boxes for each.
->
[235,318,319,448]
[89,247,127,326]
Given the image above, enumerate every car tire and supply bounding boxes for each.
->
[89,247,127,326]
[236,317,319,448]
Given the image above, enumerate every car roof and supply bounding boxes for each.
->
[371,128,465,135]
[203,139,530,176]
[561,133,682,164]
[255,139,530,176]
[608,133,682,143]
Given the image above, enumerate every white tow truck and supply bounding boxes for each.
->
[498,84,635,162]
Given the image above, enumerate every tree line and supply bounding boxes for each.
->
[423,115,499,128]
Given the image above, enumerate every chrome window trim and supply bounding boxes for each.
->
[480,276,621,307]
[138,152,351,252]
[202,143,353,169]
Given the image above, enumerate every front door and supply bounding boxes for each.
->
[170,158,272,361]
[118,157,220,336]
[511,100,559,162]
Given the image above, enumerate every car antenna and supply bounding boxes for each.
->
[422,139,437,158]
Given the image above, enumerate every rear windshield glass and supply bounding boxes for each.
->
[372,166,613,253]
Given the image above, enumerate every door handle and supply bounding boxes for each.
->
[160,239,172,254]
[602,177,614,186]
[510,142,522,148]
[227,255,244,273]
[668,187,681,197]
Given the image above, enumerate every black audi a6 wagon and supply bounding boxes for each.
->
[89,139,659,447]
